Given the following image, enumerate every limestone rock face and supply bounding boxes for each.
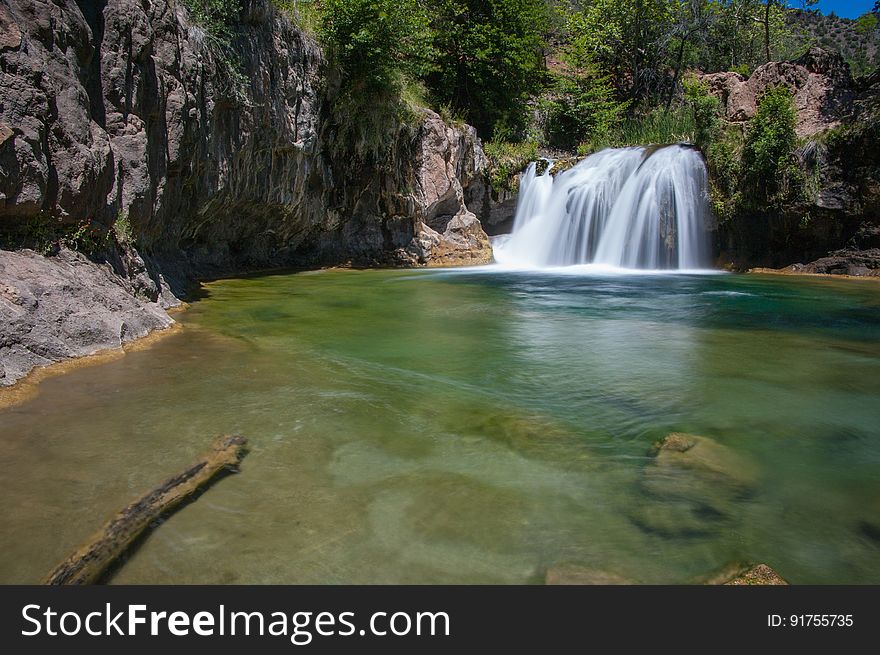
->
[699,47,855,137]
[406,111,492,266]
[0,0,490,274]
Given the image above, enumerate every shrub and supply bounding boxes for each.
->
[741,85,801,207]
[483,140,539,191]
[682,75,721,149]
[182,0,241,36]
[544,66,629,150]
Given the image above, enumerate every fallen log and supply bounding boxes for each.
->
[45,434,249,585]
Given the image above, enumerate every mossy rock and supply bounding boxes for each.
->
[631,433,759,538]
[647,432,759,492]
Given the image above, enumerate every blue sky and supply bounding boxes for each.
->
[807,1,875,19]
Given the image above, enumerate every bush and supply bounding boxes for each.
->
[182,0,242,36]
[320,0,433,93]
[682,76,721,149]
[483,140,539,191]
[544,66,629,150]
[742,85,801,207]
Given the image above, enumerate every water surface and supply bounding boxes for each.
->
[1,268,879,583]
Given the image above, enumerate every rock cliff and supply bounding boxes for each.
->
[702,48,880,273]
[0,0,492,385]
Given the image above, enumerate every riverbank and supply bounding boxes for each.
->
[749,266,880,281]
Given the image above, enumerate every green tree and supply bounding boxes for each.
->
[855,12,878,35]
[707,0,792,72]
[426,0,548,139]
[320,0,433,93]
[666,0,715,110]
[318,0,435,161]
[565,0,675,102]
[544,64,629,149]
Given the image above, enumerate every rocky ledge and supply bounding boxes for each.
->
[0,248,174,386]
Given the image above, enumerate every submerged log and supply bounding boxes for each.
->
[45,435,249,585]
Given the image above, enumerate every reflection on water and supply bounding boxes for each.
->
[1,269,879,583]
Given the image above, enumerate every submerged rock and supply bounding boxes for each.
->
[545,565,635,585]
[647,432,759,492]
[629,433,758,538]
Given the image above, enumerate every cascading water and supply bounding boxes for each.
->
[492,145,713,270]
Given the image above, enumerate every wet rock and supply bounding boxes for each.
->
[647,432,759,492]
[545,566,635,585]
[798,245,880,277]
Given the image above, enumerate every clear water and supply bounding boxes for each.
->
[1,268,879,584]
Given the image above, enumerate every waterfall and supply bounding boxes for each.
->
[492,145,713,270]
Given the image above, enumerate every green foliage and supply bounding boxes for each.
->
[483,140,539,191]
[426,0,548,139]
[113,213,134,245]
[4,216,114,256]
[580,106,697,154]
[741,85,801,206]
[543,65,629,150]
[565,0,680,102]
[182,0,242,36]
[272,0,323,35]
[704,127,744,223]
[318,0,434,161]
[320,0,433,93]
[682,75,721,149]
[855,12,878,35]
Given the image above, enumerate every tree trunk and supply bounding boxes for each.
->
[44,435,249,585]
[666,36,689,112]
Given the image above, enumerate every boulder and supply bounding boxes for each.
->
[630,433,759,538]
[0,248,174,387]
[698,47,856,137]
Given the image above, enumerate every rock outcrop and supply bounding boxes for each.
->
[0,0,490,273]
[0,247,174,386]
[700,47,856,137]
[707,49,880,273]
[0,0,492,384]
